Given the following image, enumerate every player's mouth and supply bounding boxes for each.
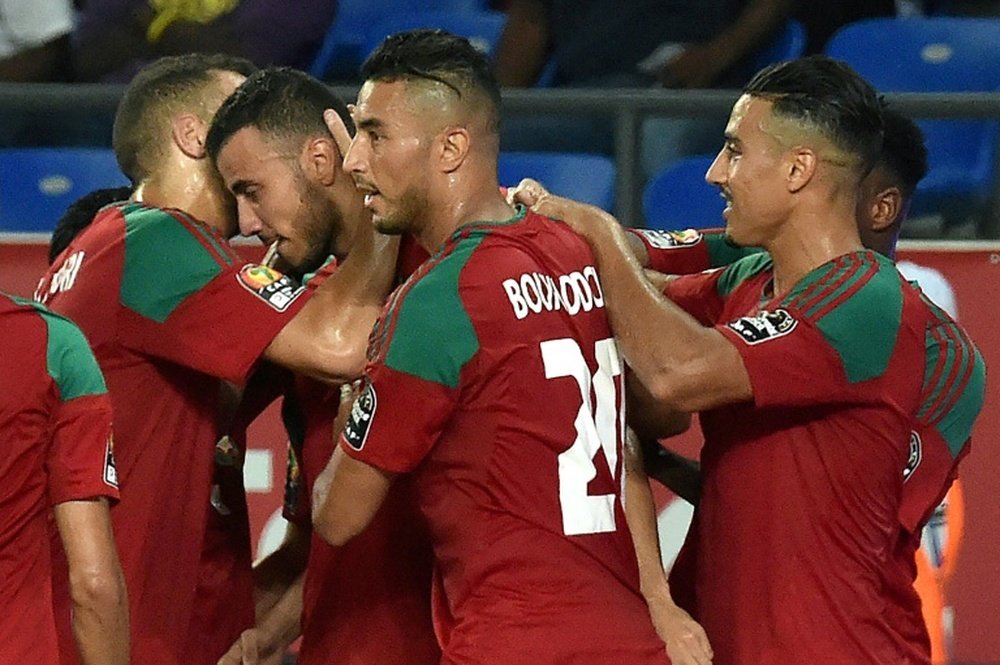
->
[718,189,733,215]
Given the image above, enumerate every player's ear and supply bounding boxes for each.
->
[438,126,470,174]
[172,113,209,160]
[787,147,817,193]
[302,136,338,186]
[869,186,902,231]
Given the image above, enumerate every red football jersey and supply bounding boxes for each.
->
[663,252,985,665]
[281,258,439,665]
[341,208,667,664]
[0,294,118,664]
[36,202,311,665]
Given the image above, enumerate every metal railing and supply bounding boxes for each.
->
[2,83,1000,232]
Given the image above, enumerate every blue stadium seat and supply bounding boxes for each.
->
[361,10,508,64]
[751,18,806,71]
[824,17,1000,219]
[499,152,617,211]
[308,0,491,81]
[642,154,724,230]
[0,148,129,233]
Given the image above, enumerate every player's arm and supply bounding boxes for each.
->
[263,227,399,383]
[312,446,394,546]
[53,499,129,665]
[493,0,551,87]
[516,188,752,413]
[623,432,712,665]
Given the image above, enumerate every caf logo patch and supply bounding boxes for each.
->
[237,264,305,312]
[727,308,797,345]
[902,431,922,482]
[634,228,703,250]
[343,382,377,451]
[104,434,119,489]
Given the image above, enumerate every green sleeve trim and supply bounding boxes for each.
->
[705,234,763,269]
[716,252,773,297]
[120,206,224,322]
[43,309,107,400]
[810,256,902,384]
[383,236,484,388]
[937,346,986,457]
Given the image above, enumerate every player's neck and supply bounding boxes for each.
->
[133,165,235,239]
[767,209,865,299]
[417,177,516,252]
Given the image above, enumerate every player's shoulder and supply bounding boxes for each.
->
[717,251,774,296]
[1,293,107,397]
[780,251,906,383]
[120,202,238,265]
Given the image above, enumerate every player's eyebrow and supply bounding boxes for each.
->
[230,179,253,196]
[723,132,741,146]
[354,116,384,132]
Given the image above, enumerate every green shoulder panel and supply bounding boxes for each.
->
[705,234,763,269]
[920,302,987,457]
[37,304,108,401]
[716,252,773,297]
[120,206,227,322]
[383,235,485,388]
[788,253,902,384]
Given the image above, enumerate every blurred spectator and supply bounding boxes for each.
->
[0,0,74,81]
[494,0,794,176]
[72,0,337,82]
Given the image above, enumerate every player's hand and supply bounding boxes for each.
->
[649,600,714,665]
[216,628,275,665]
[324,108,354,162]
[509,177,619,242]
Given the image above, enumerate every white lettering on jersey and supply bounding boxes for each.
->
[502,265,605,320]
[38,250,86,303]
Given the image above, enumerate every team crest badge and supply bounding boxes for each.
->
[727,309,797,345]
[343,381,377,451]
[634,228,703,249]
[237,264,305,311]
[104,434,119,489]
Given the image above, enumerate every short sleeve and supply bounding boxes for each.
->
[662,268,727,326]
[719,252,905,409]
[116,209,311,383]
[339,241,481,473]
[43,314,119,505]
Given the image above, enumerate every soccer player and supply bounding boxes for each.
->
[310,29,711,664]
[204,66,440,665]
[514,56,986,664]
[35,54,398,665]
[0,292,128,664]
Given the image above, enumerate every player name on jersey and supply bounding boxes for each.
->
[501,265,605,320]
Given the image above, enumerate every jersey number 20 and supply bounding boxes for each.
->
[541,337,622,536]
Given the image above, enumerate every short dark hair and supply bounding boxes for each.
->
[879,105,928,196]
[113,53,257,183]
[206,66,353,161]
[744,55,885,177]
[49,187,132,264]
[361,28,501,131]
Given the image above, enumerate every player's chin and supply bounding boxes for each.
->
[372,214,408,236]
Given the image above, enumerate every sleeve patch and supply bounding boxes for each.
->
[104,434,119,489]
[236,265,306,312]
[634,229,703,249]
[727,308,797,345]
[343,382,377,451]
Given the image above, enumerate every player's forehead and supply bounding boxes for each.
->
[217,126,293,185]
[726,95,772,141]
[353,78,436,131]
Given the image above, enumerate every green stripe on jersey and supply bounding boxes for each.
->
[937,346,986,457]
[716,252,773,298]
[383,235,485,387]
[120,206,224,322]
[807,255,901,384]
